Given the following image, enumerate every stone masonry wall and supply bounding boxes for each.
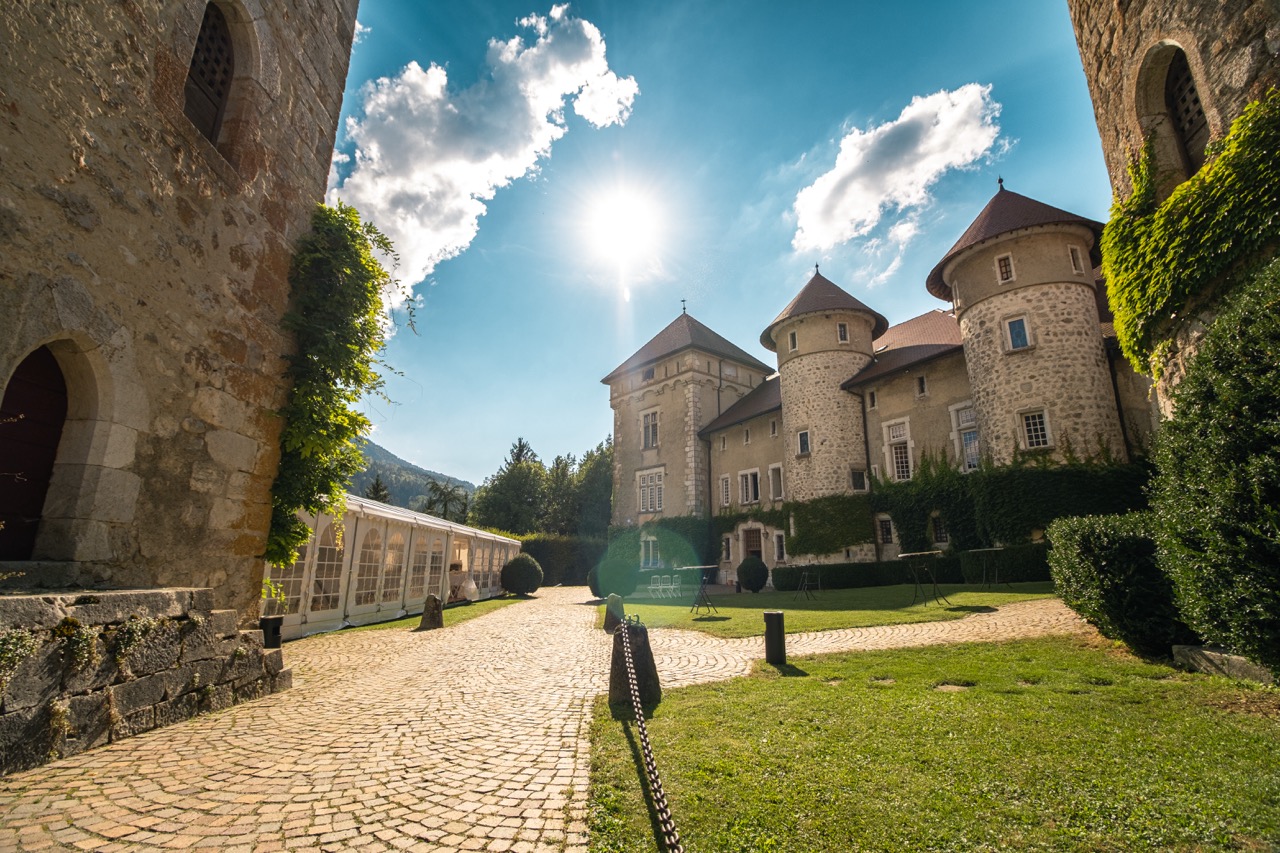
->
[0,0,359,617]
[0,588,289,776]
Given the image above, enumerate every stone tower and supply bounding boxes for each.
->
[927,184,1126,466]
[760,270,887,502]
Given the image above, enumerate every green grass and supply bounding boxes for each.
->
[604,583,1055,638]
[590,635,1280,852]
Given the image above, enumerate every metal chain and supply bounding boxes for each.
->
[616,616,685,853]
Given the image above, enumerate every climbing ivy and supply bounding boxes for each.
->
[1102,89,1280,374]
[785,494,875,557]
[265,203,396,566]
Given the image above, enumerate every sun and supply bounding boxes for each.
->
[583,186,663,270]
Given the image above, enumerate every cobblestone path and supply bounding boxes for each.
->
[0,591,1087,852]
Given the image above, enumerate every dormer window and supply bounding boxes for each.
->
[996,253,1015,284]
[184,3,235,145]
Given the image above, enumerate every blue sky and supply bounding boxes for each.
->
[327,1,1113,487]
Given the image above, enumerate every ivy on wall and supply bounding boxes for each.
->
[871,456,979,553]
[264,203,395,566]
[1103,89,1280,374]
[784,494,874,557]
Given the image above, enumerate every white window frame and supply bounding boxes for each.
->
[1069,245,1086,275]
[637,468,665,513]
[1020,409,1053,450]
[640,535,661,568]
[774,533,786,563]
[877,515,895,545]
[837,322,849,343]
[768,464,784,501]
[882,418,913,482]
[788,330,798,352]
[642,409,660,449]
[797,430,810,456]
[1004,315,1032,352]
[722,536,732,563]
[949,402,981,472]
[720,475,731,508]
[996,252,1016,284]
[739,469,761,505]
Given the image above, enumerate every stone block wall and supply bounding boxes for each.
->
[0,588,289,776]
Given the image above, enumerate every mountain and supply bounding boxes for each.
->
[348,439,476,511]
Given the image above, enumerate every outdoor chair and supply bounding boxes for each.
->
[648,573,663,598]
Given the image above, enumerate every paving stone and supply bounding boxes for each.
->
[0,590,1086,850]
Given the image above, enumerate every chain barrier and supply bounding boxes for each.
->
[616,615,685,853]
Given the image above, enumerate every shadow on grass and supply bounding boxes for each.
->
[692,615,730,623]
[768,662,809,677]
[946,605,998,614]
[621,721,670,850]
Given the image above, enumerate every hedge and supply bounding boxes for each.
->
[957,543,1051,584]
[772,557,963,592]
[1048,513,1197,657]
[1150,260,1280,673]
[519,535,605,586]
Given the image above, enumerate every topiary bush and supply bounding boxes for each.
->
[737,556,769,593]
[1048,513,1197,657]
[594,557,640,599]
[501,553,544,596]
[1150,260,1280,673]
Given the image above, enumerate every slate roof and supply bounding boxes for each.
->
[601,312,771,383]
[760,270,889,350]
[841,310,964,389]
[698,375,781,436]
[926,183,1104,301]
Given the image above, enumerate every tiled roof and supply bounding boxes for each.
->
[760,270,889,349]
[841,310,963,388]
[601,312,771,383]
[698,375,781,436]
[926,183,1104,301]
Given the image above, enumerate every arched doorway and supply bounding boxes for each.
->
[0,346,69,559]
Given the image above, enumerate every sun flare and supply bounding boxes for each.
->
[583,186,663,270]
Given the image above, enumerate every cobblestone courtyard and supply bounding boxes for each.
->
[0,588,1088,852]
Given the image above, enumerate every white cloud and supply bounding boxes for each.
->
[792,84,1001,253]
[353,21,371,44]
[328,8,637,295]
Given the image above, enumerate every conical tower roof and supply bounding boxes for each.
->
[601,312,771,383]
[760,269,888,350]
[926,182,1103,301]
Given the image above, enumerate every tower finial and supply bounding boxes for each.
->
[681,298,686,315]
[814,263,820,275]
[998,176,1004,189]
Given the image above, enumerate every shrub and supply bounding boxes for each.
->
[957,543,1052,584]
[594,558,640,599]
[969,462,1150,545]
[1150,260,1280,673]
[1048,513,1197,657]
[737,556,769,592]
[501,553,544,596]
[520,535,605,586]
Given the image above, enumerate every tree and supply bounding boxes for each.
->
[540,454,578,535]
[363,473,391,503]
[469,440,547,534]
[508,437,539,466]
[575,437,613,536]
[426,479,468,522]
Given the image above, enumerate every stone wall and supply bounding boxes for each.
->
[0,588,289,776]
[0,0,359,616]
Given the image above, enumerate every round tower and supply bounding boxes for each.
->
[761,269,888,502]
[927,182,1126,466]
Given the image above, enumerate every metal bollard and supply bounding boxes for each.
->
[764,610,785,665]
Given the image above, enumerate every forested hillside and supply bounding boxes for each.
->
[348,440,474,512]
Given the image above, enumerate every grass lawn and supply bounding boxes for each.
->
[605,582,1055,638]
[590,635,1280,852]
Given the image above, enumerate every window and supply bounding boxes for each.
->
[916,375,928,397]
[774,533,786,562]
[769,465,783,501]
[642,410,660,448]
[996,253,1015,283]
[886,420,911,481]
[837,322,849,343]
[797,430,810,456]
[1165,50,1209,172]
[955,406,981,471]
[788,330,798,352]
[743,428,751,445]
[723,364,738,379]
[381,532,406,603]
[722,536,732,562]
[770,419,777,437]
[184,3,235,144]
[892,442,912,481]
[1023,411,1051,449]
[642,366,655,381]
[309,524,345,612]
[1006,317,1030,351]
[743,528,763,558]
[739,470,760,504]
[720,476,731,508]
[638,469,664,512]
[354,527,383,607]
[878,518,895,545]
[719,435,726,451]
[868,390,877,409]
[933,516,949,544]
[1069,245,1085,275]
[641,536,661,568]
[850,470,868,492]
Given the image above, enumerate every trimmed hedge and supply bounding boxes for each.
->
[772,557,963,592]
[500,553,544,596]
[957,543,1051,584]
[737,556,769,593]
[1150,260,1280,673]
[520,535,605,586]
[1048,513,1197,657]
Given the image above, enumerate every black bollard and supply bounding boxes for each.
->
[764,610,786,665]
[609,623,662,717]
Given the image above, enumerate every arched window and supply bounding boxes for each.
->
[309,524,345,613]
[183,3,235,144]
[353,527,383,607]
[0,347,68,559]
[381,532,406,603]
[1164,50,1209,172]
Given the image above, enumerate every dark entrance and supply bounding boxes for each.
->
[0,347,68,559]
